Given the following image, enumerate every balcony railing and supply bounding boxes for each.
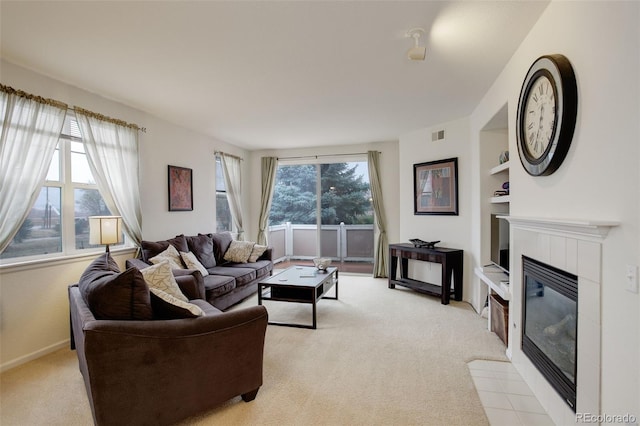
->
[268,222,374,264]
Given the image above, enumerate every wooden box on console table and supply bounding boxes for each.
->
[388,243,463,305]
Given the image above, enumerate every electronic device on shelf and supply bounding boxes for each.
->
[409,238,440,249]
[490,214,510,273]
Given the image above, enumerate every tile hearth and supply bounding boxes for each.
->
[469,360,554,426]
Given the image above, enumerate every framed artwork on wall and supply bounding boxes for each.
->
[168,165,193,211]
[413,157,458,215]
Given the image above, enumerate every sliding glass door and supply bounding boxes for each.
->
[269,160,373,274]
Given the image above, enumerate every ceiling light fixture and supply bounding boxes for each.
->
[406,28,426,61]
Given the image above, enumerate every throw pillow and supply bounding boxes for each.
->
[140,260,188,302]
[180,251,209,276]
[186,234,216,268]
[149,244,184,270]
[248,244,268,262]
[78,253,153,320]
[223,240,255,263]
[141,235,189,263]
[149,287,205,319]
[211,231,234,262]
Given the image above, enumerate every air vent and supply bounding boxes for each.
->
[431,129,445,142]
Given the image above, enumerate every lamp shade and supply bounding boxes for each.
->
[89,216,123,247]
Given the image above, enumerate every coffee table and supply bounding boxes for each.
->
[257,266,338,329]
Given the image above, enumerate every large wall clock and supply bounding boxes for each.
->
[516,54,578,176]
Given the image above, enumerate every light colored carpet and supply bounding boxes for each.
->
[1,274,508,425]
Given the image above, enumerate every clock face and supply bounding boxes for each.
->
[523,75,556,160]
[516,55,578,176]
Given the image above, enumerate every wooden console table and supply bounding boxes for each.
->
[388,243,463,304]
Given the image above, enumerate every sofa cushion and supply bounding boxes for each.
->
[79,253,153,320]
[202,274,236,298]
[180,251,209,276]
[141,234,189,263]
[149,287,205,319]
[149,244,185,270]
[207,266,257,287]
[223,260,272,278]
[211,231,234,263]
[140,261,188,302]
[223,240,255,263]
[248,244,268,262]
[186,234,216,268]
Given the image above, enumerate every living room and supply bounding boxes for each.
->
[1,1,638,425]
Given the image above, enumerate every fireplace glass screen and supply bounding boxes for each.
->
[522,256,577,410]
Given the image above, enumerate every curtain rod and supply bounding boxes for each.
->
[72,106,146,133]
[276,151,380,161]
[215,151,244,161]
[1,85,147,133]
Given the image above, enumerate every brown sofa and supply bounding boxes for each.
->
[69,254,268,426]
[127,232,273,310]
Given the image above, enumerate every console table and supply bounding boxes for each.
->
[388,243,463,304]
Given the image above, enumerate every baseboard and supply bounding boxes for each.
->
[1,339,70,373]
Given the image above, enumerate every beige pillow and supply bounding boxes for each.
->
[149,244,184,270]
[223,240,255,263]
[248,244,268,262]
[149,287,204,317]
[180,251,209,276]
[140,260,188,302]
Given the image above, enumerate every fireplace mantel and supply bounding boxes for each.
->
[501,215,619,241]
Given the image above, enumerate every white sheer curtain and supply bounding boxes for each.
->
[0,86,67,252]
[219,153,244,240]
[74,107,143,248]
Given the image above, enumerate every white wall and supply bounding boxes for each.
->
[0,60,247,369]
[398,117,474,299]
[470,0,639,419]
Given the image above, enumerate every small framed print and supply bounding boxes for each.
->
[413,157,458,215]
[168,165,193,211]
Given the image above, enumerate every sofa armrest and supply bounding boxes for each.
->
[173,269,205,300]
[258,247,273,262]
[125,258,150,270]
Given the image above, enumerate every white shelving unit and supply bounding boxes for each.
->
[474,266,510,300]
[489,160,510,175]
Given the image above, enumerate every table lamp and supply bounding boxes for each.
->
[89,216,123,253]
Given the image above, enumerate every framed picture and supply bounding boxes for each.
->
[168,165,193,211]
[413,157,458,215]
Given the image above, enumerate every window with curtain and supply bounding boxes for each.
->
[0,113,121,262]
[215,156,232,233]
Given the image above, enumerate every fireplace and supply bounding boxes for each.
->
[522,256,578,411]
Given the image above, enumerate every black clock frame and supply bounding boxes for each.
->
[516,54,578,176]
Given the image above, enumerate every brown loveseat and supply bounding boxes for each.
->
[127,232,273,310]
[69,253,268,426]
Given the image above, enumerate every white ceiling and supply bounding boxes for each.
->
[0,1,548,150]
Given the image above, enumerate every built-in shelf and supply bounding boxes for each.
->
[489,161,510,175]
[474,266,510,300]
[490,195,510,204]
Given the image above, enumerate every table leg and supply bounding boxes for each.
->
[388,253,397,288]
[441,261,450,305]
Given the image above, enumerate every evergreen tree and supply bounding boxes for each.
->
[269,163,372,225]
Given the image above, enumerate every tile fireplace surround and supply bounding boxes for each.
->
[504,216,618,426]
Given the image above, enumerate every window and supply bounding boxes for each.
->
[215,156,232,233]
[0,114,120,262]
